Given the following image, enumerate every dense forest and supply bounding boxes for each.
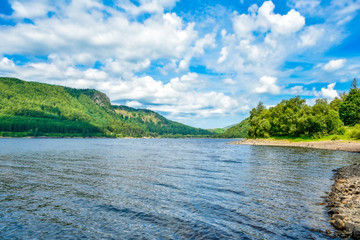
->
[247,78,360,139]
[0,77,212,137]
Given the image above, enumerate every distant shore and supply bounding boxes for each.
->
[230,139,360,153]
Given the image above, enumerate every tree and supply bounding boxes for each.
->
[249,102,266,120]
[351,78,358,89]
[247,96,344,138]
[339,87,360,125]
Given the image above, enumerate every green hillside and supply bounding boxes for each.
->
[215,118,250,138]
[113,105,210,136]
[0,77,211,137]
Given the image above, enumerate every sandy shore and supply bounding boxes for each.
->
[231,139,360,153]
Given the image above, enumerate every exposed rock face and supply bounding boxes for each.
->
[91,92,111,108]
[326,164,360,239]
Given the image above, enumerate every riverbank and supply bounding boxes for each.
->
[230,139,360,153]
[326,164,360,239]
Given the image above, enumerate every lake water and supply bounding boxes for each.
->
[1,138,359,239]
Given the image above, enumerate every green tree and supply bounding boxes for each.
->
[351,78,358,89]
[339,87,360,125]
[247,96,344,138]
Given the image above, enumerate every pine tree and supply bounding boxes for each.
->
[351,78,358,89]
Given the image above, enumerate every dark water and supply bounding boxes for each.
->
[1,138,359,239]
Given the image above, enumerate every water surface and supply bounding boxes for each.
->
[1,138,359,239]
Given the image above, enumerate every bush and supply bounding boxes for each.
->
[350,125,360,139]
[331,135,340,140]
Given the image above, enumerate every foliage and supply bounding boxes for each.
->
[207,128,226,134]
[248,96,345,138]
[0,77,212,137]
[112,105,211,136]
[216,118,250,138]
[350,124,360,139]
[339,82,360,125]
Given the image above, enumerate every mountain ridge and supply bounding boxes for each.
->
[0,77,211,138]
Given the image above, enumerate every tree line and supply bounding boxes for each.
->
[248,78,359,138]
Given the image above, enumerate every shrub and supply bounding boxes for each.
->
[350,125,360,139]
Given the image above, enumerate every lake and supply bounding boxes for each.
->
[1,138,359,239]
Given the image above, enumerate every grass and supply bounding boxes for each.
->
[255,126,359,142]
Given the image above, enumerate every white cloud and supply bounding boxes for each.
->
[223,78,237,85]
[84,69,108,80]
[323,59,346,71]
[258,1,305,35]
[97,74,240,118]
[178,33,216,71]
[209,1,309,94]
[289,85,305,95]
[11,0,53,19]
[233,1,305,37]
[217,47,228,63]
[298,26,325,47]
[126,101,143,108]
[288,0,321,15]
[286,83,339,100]
[117,0,179,15]
[316,83,339,100]
[254,76,281,94]
[0,5,197,71]
[0,57,16,71]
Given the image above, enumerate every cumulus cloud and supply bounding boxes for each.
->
[254,76,281,94]
[289,83,339,100]
[0,57,16,71]
[210,0,309,93]
[316,83,339,100]
[233,1,305,37]
[323,59,346,71]
[0,4,197,71]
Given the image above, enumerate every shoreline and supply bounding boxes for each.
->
[230,139,360,153]
[326,164,360,239]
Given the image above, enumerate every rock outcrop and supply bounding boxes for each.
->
[326,164,360,239]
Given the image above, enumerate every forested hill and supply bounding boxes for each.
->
[0,77,211,137]
[215,118,250,138]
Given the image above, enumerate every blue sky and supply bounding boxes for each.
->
[0,0,359,128]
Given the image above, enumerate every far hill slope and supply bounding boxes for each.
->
[0,77,212,137]
[113,105,209,136]
[215,118,250,138]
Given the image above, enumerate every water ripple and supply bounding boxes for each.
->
[1,138,359,239]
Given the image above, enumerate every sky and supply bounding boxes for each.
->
[0,0,359,128]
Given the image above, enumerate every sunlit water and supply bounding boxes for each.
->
[1,138,359,239]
